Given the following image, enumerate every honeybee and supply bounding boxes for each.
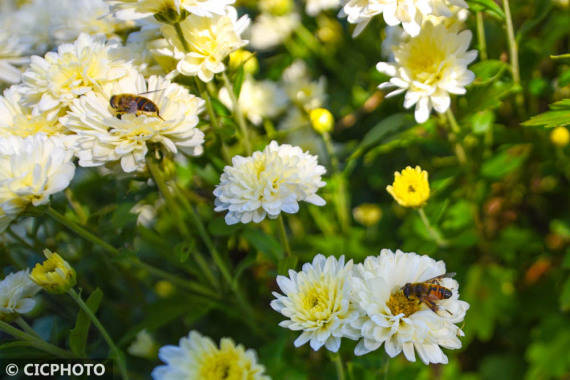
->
[109,93,164,120]
[401,273,455,313]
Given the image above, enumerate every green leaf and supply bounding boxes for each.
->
[208,217,241,236]
[69,288,103,357]
[466,0,505,19]
[233,66,245,99]
[471,110,495,134]
[471,60,509,85]
[522,99,570,128]
[242,228,284,262]
[560,277,570,311]
[481,145,529,179]
[462,80,515,115]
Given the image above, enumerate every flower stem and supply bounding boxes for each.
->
[333,353,346,380]
[46,207,119,255]
[173,22,189,52]
[146,156,220,290]
[418,208,448,247]
[194,78,231,163]
[67,289,128,380]
[476,12,487,60]
[445,109,467,166]
[322,133,351,234]
[221,72,252,155]
[15,317,41,339]
[47,204,214,298]
[0,320,77,359]
[502,0,524,111]
[277,214,293,258]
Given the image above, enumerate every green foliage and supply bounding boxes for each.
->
[522,99,570,128]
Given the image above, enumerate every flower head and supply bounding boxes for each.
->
[0,134,75,232]
[152,330,269,380]
[550,126,569,147]
[30,250,77,294]
[128,330,158,359]
[305,0,341,16]
[282,60,327,111]
[386,165,430,208]
[271,255,360,351]
[0,270,41,321]
[219,76,288,125]
[309,108,334,134]
[61,73,205,173]
[228,49,259,74]
[340,0,468,37]
[353,203,382,226]
[19,33,134,121]
[213,141,326,225]
[350,249,469,364]
[110,0,236,20]
[249,13,300,51]
[157,7,249,82]
[377,22,477,123]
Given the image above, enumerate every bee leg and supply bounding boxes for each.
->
[425,299,438,313]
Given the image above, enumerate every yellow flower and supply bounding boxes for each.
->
[30,250,76,294]
[386,166,430,208]
[309,108,334,134]
[259,0,294,15]
[154,280,175,298]
[550,126,569,147]
[228,49,259,74]
[353,203,382,226]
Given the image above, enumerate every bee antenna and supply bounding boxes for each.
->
[138,88,166,95]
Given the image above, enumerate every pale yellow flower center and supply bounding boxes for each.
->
[399,35,447,85]
[198,349,247,380]
[11,114,63,137]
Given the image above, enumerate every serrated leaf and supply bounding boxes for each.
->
[69,288,103,357]
[466,0,505,19]
[522,99,570,128]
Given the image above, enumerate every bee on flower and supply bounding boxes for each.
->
[152,330,270,380]
[376,22,477,123]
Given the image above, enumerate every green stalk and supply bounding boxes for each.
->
[277,214,293,258]
[221,72,252,155]
[173,22,189,52]
[0,320,76,359]
[476,12,488,60]
[322,133,350,234]
[15,317,41,339]
[445,109,467,165]
[333,353,346,380]
[46,205,215,298]
[146,157,220,290]
[68,289,128,380]
[502,0,524,111]
[418,208,448,247]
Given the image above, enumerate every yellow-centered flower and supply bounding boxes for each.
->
[309,108,334,134]
[30,250,76,294]
[353,203,382,226]
[386,166,430,208]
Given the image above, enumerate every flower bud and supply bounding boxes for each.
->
[229,50,259,75]
[309,108,334,134]
[260,0,294,15]
[30,250,76,294]
[550,126,569,147]
[353,204,382,226]
[154,280,175,298]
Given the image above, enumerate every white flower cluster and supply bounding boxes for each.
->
[214,141,326,225]
[272,249,469,364]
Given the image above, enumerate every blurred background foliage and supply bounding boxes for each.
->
[1,0,570,379]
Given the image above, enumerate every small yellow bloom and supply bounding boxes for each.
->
[30,250,76,294]
[309,108,334,134]
[260,0,294,15]
[550,126,569,147]
[229,49,259,75]
[353,203,382,226]
[386,166,430,208]
[154,280,175,298]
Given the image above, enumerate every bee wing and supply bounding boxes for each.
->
[417,295,438,312]
[127,101,138,114]
[424,272,456,284]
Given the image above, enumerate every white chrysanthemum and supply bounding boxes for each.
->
[0,135,76,232]
[376,22,476,123]
[110,0,236,20]
[152,330,269,380]
[61,73,205,173]
[305,0,341,16]
[249,13,300,51]
[219,76,288,125]
[0,270,41,321]
[0,29,30,84]
[0,86,66,138]
[49,0,131,45]
[19,33,134,121]
[340,0,468,37]
[351,249,469,364]
[214,141,326,225]
[271,255,360,351]
[282,60,327,111]
[155,7,249,82]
